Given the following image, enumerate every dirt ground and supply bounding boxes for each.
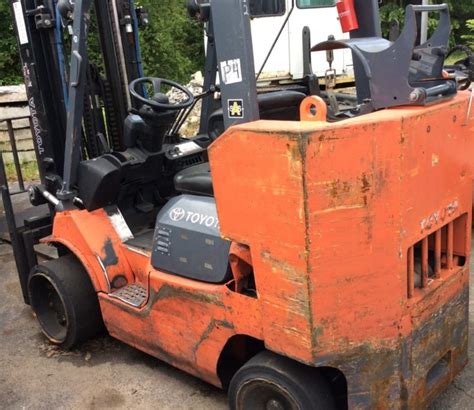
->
[0,240,473,410]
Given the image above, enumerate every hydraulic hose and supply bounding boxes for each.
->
[130,0,145,79]
[55,3,69,106]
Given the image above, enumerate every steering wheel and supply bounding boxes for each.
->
[129,77,195,111]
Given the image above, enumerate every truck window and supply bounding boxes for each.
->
[249,0,286,17]
[297,0,336,8]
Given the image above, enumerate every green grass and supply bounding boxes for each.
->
[5,161,39,183]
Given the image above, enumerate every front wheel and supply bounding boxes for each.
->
[28,255,104,349]
[228,351,335,410]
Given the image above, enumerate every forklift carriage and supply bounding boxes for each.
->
[4,0,474,409]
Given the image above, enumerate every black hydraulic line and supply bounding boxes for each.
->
[171,107,189,136]
[256,0,295,81]
[54,1,69,106]
[89,65,109,152]
[81,63,109,159]
[171,90,213,136]
[40,0,68,116]
[82,76,101,158]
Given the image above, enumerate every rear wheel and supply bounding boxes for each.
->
[28,255,103,349]
[228,351,335,410]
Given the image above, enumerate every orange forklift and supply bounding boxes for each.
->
[5,0,474,408]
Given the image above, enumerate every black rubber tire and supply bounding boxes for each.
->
[28,255,104,349]
[228,351,336,410]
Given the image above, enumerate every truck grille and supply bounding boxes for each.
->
[407,214,467,298]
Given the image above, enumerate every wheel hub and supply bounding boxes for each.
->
[266,398,286,410]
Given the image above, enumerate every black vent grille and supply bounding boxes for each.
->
[177,154,204,169]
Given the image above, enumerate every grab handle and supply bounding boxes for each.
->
[412,4,448,13]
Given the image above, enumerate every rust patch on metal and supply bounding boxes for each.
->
[107,284,225,319]
[153,284,225,307]
[261,251,306,284]
[360,173,371,194]
[192,319,234,358]
[318,130,343,142]
[329,179,352,199]
[298,134,317,359]
[312,288,469,409]
[101,238,119,268]
[312,326,324,347]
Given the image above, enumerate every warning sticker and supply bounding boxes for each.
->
[228,99,244,119]
[13,1,28,45]
[220,59,243,85]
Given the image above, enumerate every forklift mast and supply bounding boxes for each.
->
[10,0,68,180]
[6,0,148,301]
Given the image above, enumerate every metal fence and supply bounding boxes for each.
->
[0,115,34,195]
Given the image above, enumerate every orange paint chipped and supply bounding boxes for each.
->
[42,91,473,408]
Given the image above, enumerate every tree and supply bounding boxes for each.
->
[379,0,473,47]
[0,1,204,86]
[0,2,21,85]
[0,1,471,86]
[137,0,204,83]
[463,20,474,47]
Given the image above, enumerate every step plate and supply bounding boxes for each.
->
[109,283,147,308]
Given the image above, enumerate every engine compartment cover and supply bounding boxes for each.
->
[151,195,232,283]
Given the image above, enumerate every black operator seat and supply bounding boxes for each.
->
[208,90,306,140]
[174,162,213,196]
[174,90,307,196]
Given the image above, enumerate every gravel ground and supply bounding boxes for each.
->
[0,243,227,410]
[0,240,472,410]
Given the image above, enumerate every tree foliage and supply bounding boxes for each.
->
[463,20,474,47]
[0,0,204,86]
[137,0,204,83]
[0,1,472,86]
[379,1,461,46]
[379,0,474,45]
[0,2,21,86]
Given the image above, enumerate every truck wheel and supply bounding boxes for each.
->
[228,351,335,410]
[28,255,103,349]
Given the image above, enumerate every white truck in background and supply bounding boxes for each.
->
[249,0,354,83]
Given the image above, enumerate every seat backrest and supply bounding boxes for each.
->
[208,90,306,140]
[311,4,456,111]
